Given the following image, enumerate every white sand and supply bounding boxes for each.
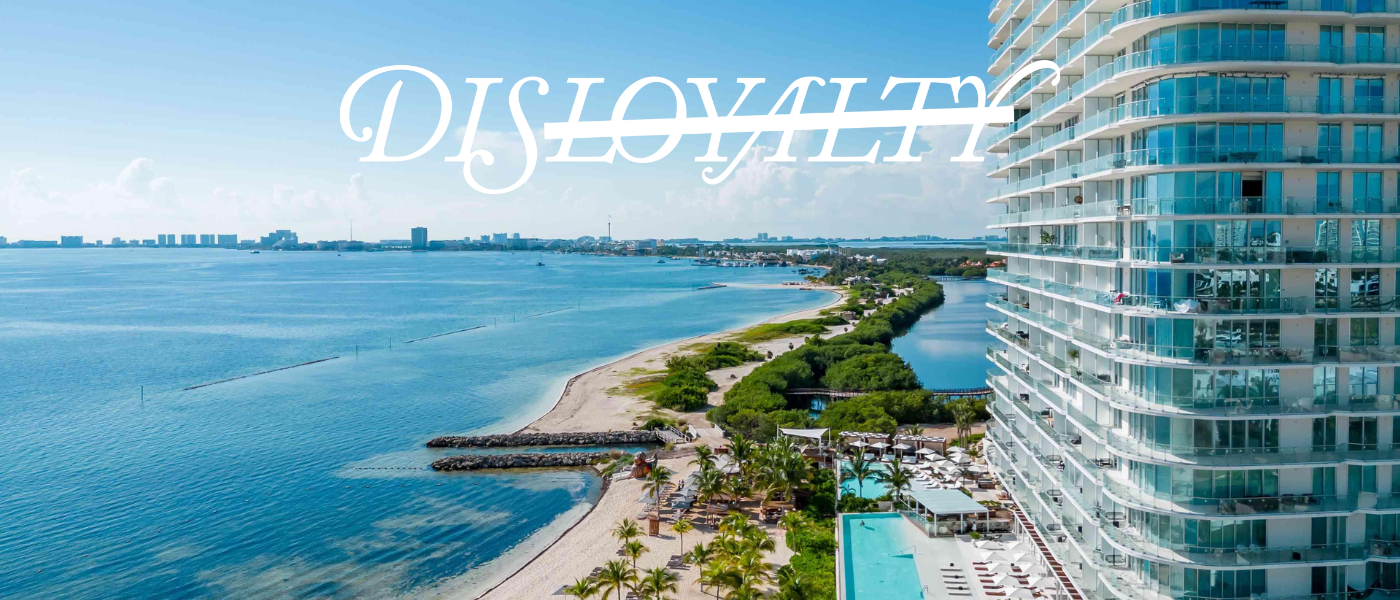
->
[459,284,846,600]
[475,457,793,600]
[520,284,847,434]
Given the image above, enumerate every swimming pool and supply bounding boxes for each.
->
[839,461,890,499]
[841,513,924,600]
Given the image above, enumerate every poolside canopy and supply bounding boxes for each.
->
[915,448,935,455]
[779,427,829,441]
[907,488,989,515]
[849,440,869,448]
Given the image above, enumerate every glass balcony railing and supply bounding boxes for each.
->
[1101,473,1400,517]
[994,146,1400,199]
[1106,429,1400,466]
[988,0,1025,40]
[1130,196,1400,217]
[992,201,1124,226]
[988,242,1121,261]
[992,35,1400,146]
[1109,392,1400,418]
[1100,520,1379,566]
[990,0,1400,97]
[989,95,1400,172]
[1129,245,1400,265]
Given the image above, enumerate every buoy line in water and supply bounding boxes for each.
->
[402,325,486,344]
[182,357,340,391]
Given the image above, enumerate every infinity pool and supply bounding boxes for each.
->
[841,513,924,600]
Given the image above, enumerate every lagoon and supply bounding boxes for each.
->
[892,279,997,391]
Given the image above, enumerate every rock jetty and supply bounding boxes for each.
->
[426,430,660,448]
[431,452,612,471]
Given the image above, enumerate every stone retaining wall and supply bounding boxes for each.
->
[426,430,660,448]
[430,452,612,471]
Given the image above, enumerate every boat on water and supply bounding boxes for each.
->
[656,258,666,264]
[536,253,545,266]
[250,250,260,254]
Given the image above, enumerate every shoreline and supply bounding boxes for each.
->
[515,283,846,435]
[453,283,845,600]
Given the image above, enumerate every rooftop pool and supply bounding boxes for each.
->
[841,513,924,600]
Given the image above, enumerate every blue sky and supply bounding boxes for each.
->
[1,0,996,242]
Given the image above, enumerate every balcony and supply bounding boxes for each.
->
[994,147,1400,200]
[1109,391,1400,418]
[989,95,1400,174]
[991,35,1400,147]
[1105,431,1400,466]
[1130,245,1400,266]
[1100,471,1400,517]
[988,242,1121,261]
[1130,196,1400,217]
[1100,519,1378,567]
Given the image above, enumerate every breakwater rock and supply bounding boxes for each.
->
[426,430,661,448]
[431,452,612,471]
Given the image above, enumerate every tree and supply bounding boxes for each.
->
[687,542,716,594]
[775,565,814,600]
[690,445,716,472]
[563,577,599,600]
[637,567,679,600]
[949,397,978,449]
[696,468,727,525]
[643,465,674,518]
[597,560,637,600]
[841,454,876,498]
[671,518,694,556]
[623,539,649,569]
[875,458,914,500]
[612,518,642,544]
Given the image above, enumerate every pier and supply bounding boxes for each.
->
[426,430,662,448]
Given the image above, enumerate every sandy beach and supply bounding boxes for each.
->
[520,283,848,435]
[460,283,845,600]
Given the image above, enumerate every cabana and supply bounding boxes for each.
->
[902,488,991,535]
[778,427,830,447]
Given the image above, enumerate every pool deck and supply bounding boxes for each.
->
[843,512,1021,600]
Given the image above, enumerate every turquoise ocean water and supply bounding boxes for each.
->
[0,250,835,600]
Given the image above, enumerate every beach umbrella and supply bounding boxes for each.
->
[1006,551,1032,564]
[953,454,972,464]
[870,442,890,449]
[1026,576,1056,589]
[1007,587,1036,599]
[850,440,868,448]
[966,464,987,474]
[980,551,1010,562]
[947,445,964,453]
[915,447,935,455]
[983,574,1017,587]
[974,540,1004,550]
[893,443,912,450]
[1019,565,1048,578]
[982,563,1014,575]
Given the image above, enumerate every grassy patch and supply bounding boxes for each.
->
[730,319,832,343]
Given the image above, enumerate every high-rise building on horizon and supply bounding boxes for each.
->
[60,236,83,248]
[984,5,1400,600]
[411,227,428,250]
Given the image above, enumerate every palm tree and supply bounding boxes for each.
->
[642,465,674,519]
[905,423,924,437]
[950,397,977,448]
[696,468,726,525]
[637,567,679,600]
[778,511,807,532]
[697,562,732,600]
[623,539,649,569]
[563,577,599,600]
[841,454,876,498]
[671,518,694,556]
[875,457,914,501]
[597,560,636,600]
[687,542,716,594]
[774,565,813,600]
[729,435,757,489]
[690,445,716,472]
[612,518,641,544]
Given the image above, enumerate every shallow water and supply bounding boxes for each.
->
[0,249,832,599]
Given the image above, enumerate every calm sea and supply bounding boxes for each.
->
[892,280,997,390]
[0,250,834,600]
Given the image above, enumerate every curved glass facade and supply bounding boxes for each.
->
[986,3,1400,599]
